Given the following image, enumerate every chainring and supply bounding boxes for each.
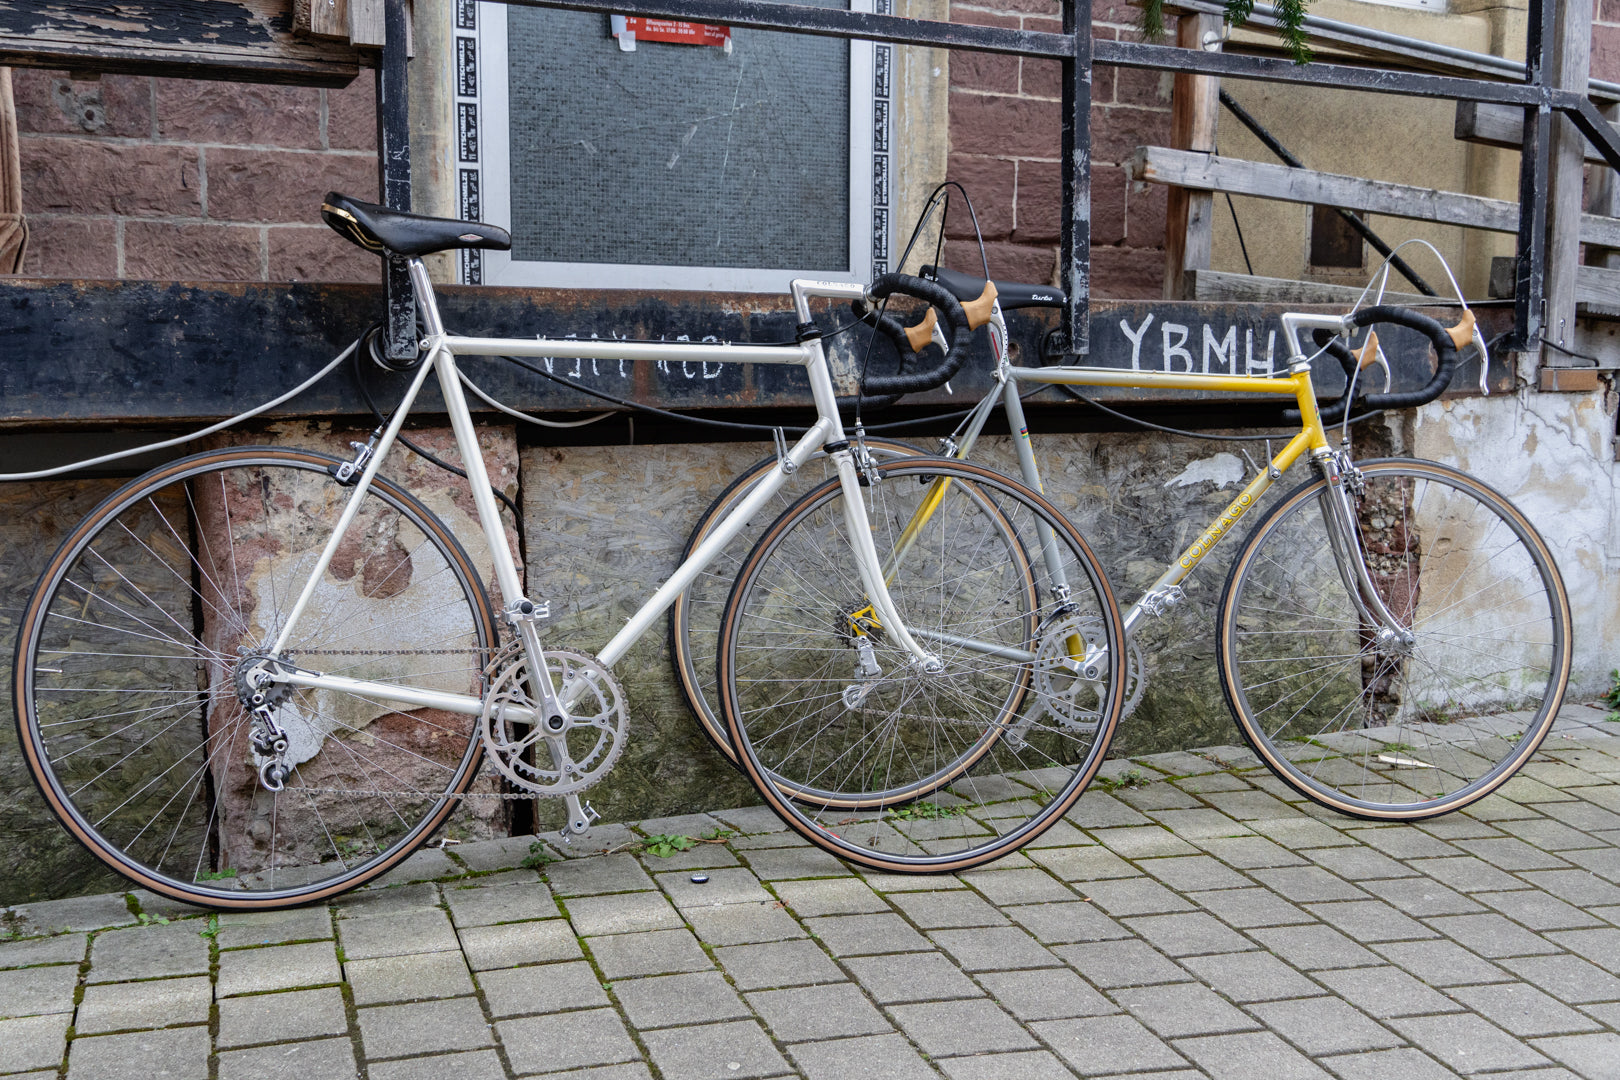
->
[479,646,628,796]
[1030,615,1145,732]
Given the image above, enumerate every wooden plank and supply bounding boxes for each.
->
[0,280,1512,426]
[1163,13,1221,301]
[293,0,352,40]
[1576,264,1620,317]
[1456,100,1620,166]
[1130,146,1620,249]
[1189,269,1430,306]
[0,1,364,86]
[348,0,385,48]
[1545,0,1593,363]
[1588,103,1620,270]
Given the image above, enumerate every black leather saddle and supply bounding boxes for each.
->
[923,264,1067,311]
[321,192,512,257]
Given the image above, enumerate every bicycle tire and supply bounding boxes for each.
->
[719,458,1126,873]
[13,447,500,908]
[669,438,924,765]
[1217,457,1572,819]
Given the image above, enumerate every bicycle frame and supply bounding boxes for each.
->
[926,308,1405,645]
[270,260,945,740]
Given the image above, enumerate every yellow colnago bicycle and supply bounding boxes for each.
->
[681,266,1573,831]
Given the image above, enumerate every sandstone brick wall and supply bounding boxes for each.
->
[9,70,380,283]
[946,1,1170,296]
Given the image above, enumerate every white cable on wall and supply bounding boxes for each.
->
[0,339,360,483]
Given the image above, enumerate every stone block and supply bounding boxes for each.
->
[1123,912,1256,957]
[216,1036,358,1080]
[66,1025,210,1080]
[887,890,1006,929]
[1247,925,1383,970]
[1194,836,1310,870]
[1449,982,1604,1037]
[1312,966,1465,1018]
[123,222,262,282]
[683,901,803,946]
[336,883,441,918]
[1425,914,1562,959]
[960,868,1076,906]
[1316,1047,1470,1080]
[13,894,135,936]
[1532,1033,1620,1080]
[0,933,88,969]
[613,971,750,1029]
[1304,900,1436,943]
[1005,900,1131,945]
[1171,1032,1327,1080]
[217,907,333,950]
[479,960,608,1019]
[1359,876,1485,916]
[0,963,78,1016]
[1180,952,1322,1004]
[76,976,211,1034]
[715,939,843,991]
[346,951,476,1006]
[218,941,341,996]
[1371,939,1511,987]
[1091,826,1200,859]
[449,836,546,873]
[889,998,1038,1056]
[357,996,493,1058]
[1079,877,1197,917]
[789,1032,938,1080]
[975,967,1116,1021]
[89,922,209,982]
[949,93,1062,161]
[339,909,460,962]
[654,868,772,910]
[710,806,787,834]
[930,926,1059,972]
[1026,845,1138,882]
[802,914,931,957]
[736,846,850,881]
[639,1020,788,1080]
[635,813,724,837]
[365,849,462,890]
[544,854,655,897]
[366,1049,506,1080]
[1248,867,1367,904]
[771,879,889,917]
[586,929,707,980]
[19,138,200,216]
[1500,954,1620,1004]
[496,1009,646,1075]
[564,891,681,936]
[444,882,558,928]
[1387,1013,1552,1073]
[0,1013,69,1073]
[1478,890,1605,932]
[155,81,323,148]
[217,987,348,1049]
[1246,997,1403,1055]
[1344,828,1462,861]
[844,951,983,1005]
[942,151,1018,238]
[748,982,892,1042]
[1032,1014,1188,1076]
[1053,940,1189,988]
[207,148,377,225]
[460,919,581,971]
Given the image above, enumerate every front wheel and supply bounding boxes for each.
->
[13,447,501,908]
[719,458,1126,873]
[1217,457,1572,819]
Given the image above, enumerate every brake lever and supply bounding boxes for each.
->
[1355,331,1392,395]
[1472,323,1490,396]
[929,312,953,394]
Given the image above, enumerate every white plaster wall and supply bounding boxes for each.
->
[1412,387,1620,699]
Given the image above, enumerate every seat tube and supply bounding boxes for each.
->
[1002,377,1074,600]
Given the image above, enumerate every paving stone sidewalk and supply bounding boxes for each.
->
[5,706,1620,1080]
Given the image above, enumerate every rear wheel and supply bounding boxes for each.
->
[13,447,500,908]
[1218,458,1571,819]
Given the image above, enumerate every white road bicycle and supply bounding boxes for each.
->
[12,194,1129,908]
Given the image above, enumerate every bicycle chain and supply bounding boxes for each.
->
[286,786,541,800]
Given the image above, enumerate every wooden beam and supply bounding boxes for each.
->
[293,0,352,40]
[0,1,364,86]
[1455,101,1620,166]
[1163,13,1222,301]
[1189,269,1430,306]
[1543,0,1592,363]
[1130,146,1620,249]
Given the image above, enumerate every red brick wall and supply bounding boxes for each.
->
[10,70,379,283]
[946,1,1171,297]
